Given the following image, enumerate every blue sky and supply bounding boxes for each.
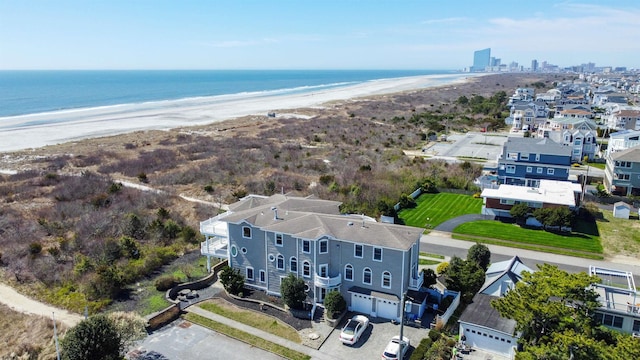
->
[1,0,638,70]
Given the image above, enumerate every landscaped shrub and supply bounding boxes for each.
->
[409,337,433,360]
[428,328,441,342]
[323,291,346,318]
[436,262,449,275]
[280,273,307,310]
[155,275,179,292]
[219,266,244,295]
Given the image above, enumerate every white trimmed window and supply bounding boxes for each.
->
[363,268,372,285]
[275,233,283,247]
[319,240,328,254]
[345,264,354,281]
[302,261,311,277]
[354,244,363,258]
[537,167,543,174]
[290,257,297,273]
[246,267,254,280]
[520,153,529,160]
[547,168,555,175]
[302,240,310,253]
[242,226,252,239]
[382,271,391,288]
[506,165,516,174]
[276,254,285,270]
[373,247,382,261]
[526,166,532,173]
[259,270,266,283]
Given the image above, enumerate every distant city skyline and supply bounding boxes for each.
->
[1,0,639,70]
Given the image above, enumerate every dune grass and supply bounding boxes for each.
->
[399,192,482,229]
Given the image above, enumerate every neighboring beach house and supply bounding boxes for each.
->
[604,146,640,196]
[200,194,426,321]
[606,130,640,157]
[458,256,533,358]
[589,266,640,336]
[554,104,594,119]
[505,100,548,130]
[480,179,582,219]
[497,137,572,187]
[535,89,561,103]
[536,118,599,162]
[507,88,534,105]
[607,109,640,131]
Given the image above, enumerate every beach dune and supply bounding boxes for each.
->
[0,74,475,153]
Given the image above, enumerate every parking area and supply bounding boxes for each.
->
[319,313,428,360]
[127,319,282,360]
[426,131,510,164]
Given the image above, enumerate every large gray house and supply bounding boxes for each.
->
[200,194,425,321]
[604,146,640,196]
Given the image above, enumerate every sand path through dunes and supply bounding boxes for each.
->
[0,283,83,327]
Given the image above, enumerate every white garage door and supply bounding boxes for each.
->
[376,299,399,321]
[464,328,513,357]
[350,293,372,314]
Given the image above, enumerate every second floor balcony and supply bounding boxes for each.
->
[200,237,228,259]
[314,273,341,288]
[409,269,424,290]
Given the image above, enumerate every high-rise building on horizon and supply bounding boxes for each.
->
[472,48,491,72]
[531,59,538,72]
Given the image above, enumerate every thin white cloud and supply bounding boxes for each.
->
[204,38,280,48]
[421,17,467,25]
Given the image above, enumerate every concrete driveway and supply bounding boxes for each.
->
[319,313,428,360]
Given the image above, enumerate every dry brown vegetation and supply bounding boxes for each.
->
[0,303,67,360]
[0,73,565,357]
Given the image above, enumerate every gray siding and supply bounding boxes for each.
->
[228,222,419,312]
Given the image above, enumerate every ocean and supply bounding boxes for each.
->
[0,70,456,118]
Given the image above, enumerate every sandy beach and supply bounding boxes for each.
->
[0,73,476,153]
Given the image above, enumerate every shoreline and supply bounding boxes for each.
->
[0,73,479,153]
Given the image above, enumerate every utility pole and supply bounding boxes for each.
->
[53,312,61,360]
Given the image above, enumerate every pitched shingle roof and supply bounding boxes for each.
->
[610,146,640,162]
[459,293,517,335]
[222,195,423,250]
[481,256,534,294]
[503,137,571,157]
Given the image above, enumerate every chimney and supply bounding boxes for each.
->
[271,207,278,220]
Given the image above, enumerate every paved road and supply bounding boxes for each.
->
[434,214,493,232]
[420,233,640,284]
[0,283,82,328]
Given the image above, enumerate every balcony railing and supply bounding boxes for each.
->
[200,237,228,258]
[200,211,231,235]
[314,273,341,288]
[409,270,424,290]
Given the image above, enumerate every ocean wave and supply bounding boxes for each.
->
[0,80,362,123]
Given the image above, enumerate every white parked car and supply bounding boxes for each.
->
[381,335,410,360]
[339,315,370,345]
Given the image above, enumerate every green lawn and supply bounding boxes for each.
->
[199,301,300,343]
[399,192,482,229]
[419,259,441,265]
[184,313,310,360]
[587,162,606,170]
[453,220,603,254]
